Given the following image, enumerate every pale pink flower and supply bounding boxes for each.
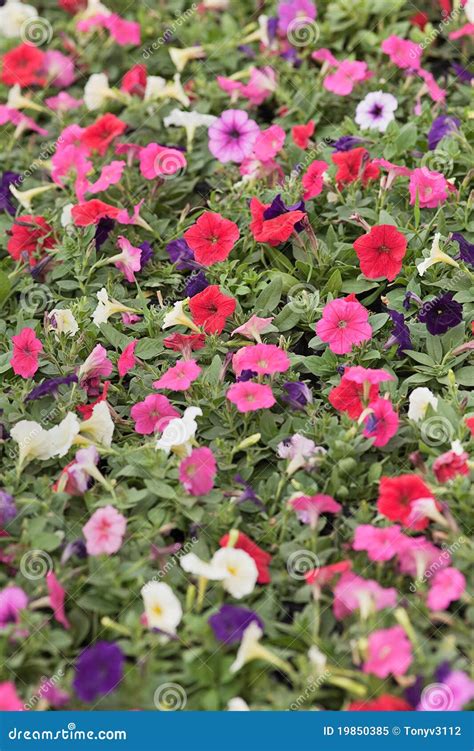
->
[83,505,127,556]
[352,524,405,562]
[290,494,341,529]
[381,35,422,70]
[131,394,180,435]
[231,315,273,341]
[179,446,217,495]
[232,343,290,376]
[426,567,466,611]
[226,382,275,412]
[113,236,142,282]
[316,297,372,355]
[252,125,285,162]
[153,359,201,391]
[333,572,397,620]
[78,344,113,393]
[396,537,450,579]
[238,67,277,105]
[409,167,451,209]
[363,397,399,447]
[118,340,138,378]
[45,92,83,111]
[363,626,413,678]
[46,572,70,630]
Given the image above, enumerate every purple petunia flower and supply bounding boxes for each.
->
[282,381,312,410]
[331,136,366,152]
[95,217,115,250]
[263,194,306,233]
[26,374,77,401]
[0,172,21,215]
[0,490,17,527]
[73,641,124,703]
[386,309,412,354]
[233,474,265,509]
[451,63,474,83]
[418,293,463,336]
[61,539,88,565]
[451,232,474,267]
[208,109,259,164]
[236,369,258,382]
[184,271,209,297]
[277,0,317,35]
[402,291,422,310]
[166,238,197,271]
[139,241,154,269]
[208,604,264,644]
[427,115,460,150]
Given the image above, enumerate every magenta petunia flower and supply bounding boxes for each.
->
[153,359,201,391]
[316,297,372,355]
[118,340,138,378]
[208,109,259,164]
[179,447,217,496]
[352,524,405,562]
[226,381,276,413]
[131,394,180,434]
[409,167,451,209]
[363,626,413,678]
[426,567,466,611]
[10,327,43,379]
[232,343,290,377]
[363,397,399,447]
[333,572,397,620]
[277,0,317,34]
[290,494,341,529]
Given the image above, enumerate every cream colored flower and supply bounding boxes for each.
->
[144,74,190,107]
[169,46,205,73]
[47,308,79,337]
[92,288,135,327]
[47,413,80,458]
[417,233,459,276]
[141,581,182,634]
[0,1,37,38]
[163,108,216,151]
[10,420,50,469]
[408,387,438,423]
[84,74,114,111]
[211,547,258,599]
[79,401,114,447]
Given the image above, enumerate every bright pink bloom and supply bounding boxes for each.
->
[226,382,276,413]
[77,13,141,46]
[396,537,451,578]
[343,366,395,386]
[419,68,446,103]
[0,106,48,136]
[114,236,142,282]
[131,394,179,434]
[139,143,187,179]
[183,211,239,266]
[352,524,405,562]
[87,161,126,196]
[363,626,413,678]
[43,50,75,88]
[333,572,397,620]
[179,447,217,496]
[118,340,138,378]
[10,328,43,378]
[152,359,201,391]
[363,397,399,447]
[46,572,70,630]
[290,494,341,528]
[291,121,315,149]
[316,298,372,355]
[381,35,422,70]
[302,160,328,199]
[427,567,466,611]
[0,682,23,710]
[324,60,372,95]
[433,450,469,483]
[83,505,127,556]
[409,167,451,209]
[238,67,277,105]
[449,23,474,40]
[252,125,285,162]
[232,343,290,377]
[0,586,28,628]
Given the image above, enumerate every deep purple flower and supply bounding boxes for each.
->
[233,474,265,510]
[267,17,278,43]
[95,217,115,250]
[331,136,365,152]
[61,539,88,565]
[73,641,124,702]
[184,271,209,297]
[403,290,422,310]
[427,115,460,150]
[386,309,412,354]
[139,241,153,269]
[26,374,77,401]
[208,110,259,164]
[405,675,424,708]
[418,293,463,336]
[166,238,197,271]
[435,661,452,683]
[237,44,256,58]
[0,490,17,527]
[282,381,312,410]
[263,194,306,233]
[0,172,21,215]
[451,232,474,266]
[208,604,264,645]
[451,63,474,83]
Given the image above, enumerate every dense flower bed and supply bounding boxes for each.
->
[0,0,473,712]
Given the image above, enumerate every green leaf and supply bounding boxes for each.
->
[454,367,474,387]
[0,270,11,304]
[135,338,163,360]
[255,276,282,312]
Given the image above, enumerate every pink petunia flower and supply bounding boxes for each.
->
[316,297,372,355]
[0,586,28,628]
[131,394,180,435]
[238,67,277,105]
[396,536,451,579]
[139,143,187,179]
[83,505,127,556]
[112,236,142,282]
[226,382,276,413]
[426,567,466,611]
[252,125,285,162]
[179,446,217,496]
[363,397,399,447]
[232,343,290,377]
[46,571,70,630]
[409,167,452,209]
[45,92,83,111]
[343,366,395,386]
[363,626,413,678]
[333,572,397,620]
[153,359,201,391]
[118,340,138,378]
[86,161,126,196]
[77,13,141,46]
[0,682,23,710]
[381,35,422,70]
[290,494,341,529]
[78,344,113,396]
[324,60,372,95]
[10,327,43,379]
[352,524,405,562]
[302,160,328,199]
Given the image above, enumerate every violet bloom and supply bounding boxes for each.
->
[0,490,17,526]
[209,604,264,645]
[0,171,21,215]
[26,374,77,401]
[331,136,365,152]
[233,474,265,510]
[263,194,306,233]
[451,232,474,266]
[61,539,88,565]
[282,381,312,410]
[0,586,28,628]
[166,238,197,271]
[418,293,463,335]
[386,309,412,354]
[184,271,209,297]
[95,217,115,250]
[73,641,124,703]
[208,110,259,164]
[355,91,398,133]
[138,241,153,269]
[427,115,460,150]
[277,0,317,34]
[451,63,474,83]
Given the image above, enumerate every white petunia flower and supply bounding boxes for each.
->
[408,387,438,423]
[92,288,135,327]
[155,406,202,456]
[180,552,227,581]
[48,308,79,337]
[144,74,190,107]
[10,420,50,469]
[227,697,250,711]
[84,74,114,111]
[168,46,205,73]
[141,581,182,635]
[79,401,114,447]
[163,108,216,151]
[47,412,80,458]
[230,621,264,673]
[181,548,258,599]
[0,1,37,38]
[355,91,398,133]
[416,233,459,276]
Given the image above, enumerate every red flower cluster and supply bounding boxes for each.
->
[353,224,407,281]
[82,114,127,156]
[189,285,236,334]
[7,215,55,266]
[332,147,379,189]
[1,44,45,87]
[291,121,315,149]
[184,211,239,266]
[249,197,305,246]
[377,474,436,530]
[329,377,378,419]
[220,531,272,584]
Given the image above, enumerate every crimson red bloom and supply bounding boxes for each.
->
[59,0,87,12]
[348,695,413,711]
[249,197,306,246]
[1,44,45,87]
[329,377,378,419]
[184,211,239,266]
[163,333,206,354]
[121,64,147,96]
[71,200,120,226]
[433,450,469,483]
[332,147,380,189]
[377,474,435,530]
[353,224,407,281]
[291,121,315,149]
[220,531,272,584]
[189,285,236,334]
[77,381,110,420]
[466,416,474,436]
[306,560,352,587]
[82,114,127,156]
[7,215,55,266]
[410,11,429,29]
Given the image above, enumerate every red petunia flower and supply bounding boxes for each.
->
[329,377,378,419]
[120,64,147,96]
[82,113,127,156]
[220,531,272,584]
[7,215,55,266]
[249,197,306,246]
[291,121,315,149]
[306,560,352,587]
[71,200,120,226]
[77,381,110,420]
[377,474,436,530]
[1,44,46,87]
[466,416,474,436]
[10,327,43,379]
[332,147,380,189]
[433,450,469,483]
[348,695,413,711]
[410,11,429,29]
[59,0,87,12]
[163,333,206,354]
[189,285,236,334]
[353,224,407,281]
[184,211,239,266]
